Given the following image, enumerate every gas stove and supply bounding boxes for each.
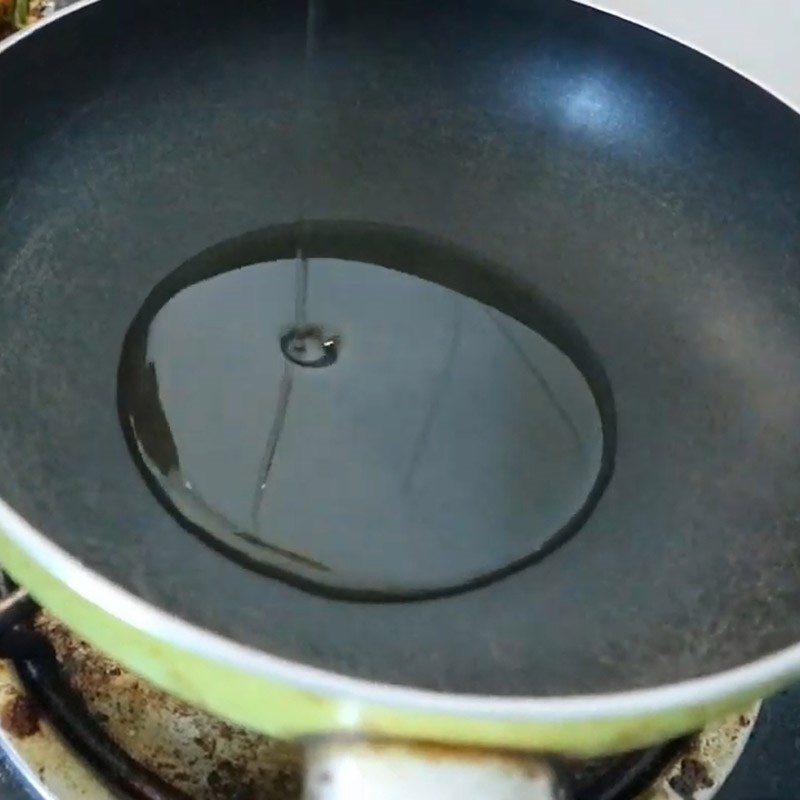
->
[2,585,794,800]
[0,587,786,799]
[0,597,778,800]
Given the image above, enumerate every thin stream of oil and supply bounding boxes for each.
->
[295,0,318,316]
[250,0,319,532]
[295,0,318,319]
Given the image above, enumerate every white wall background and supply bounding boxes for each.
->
[579,0,800,111]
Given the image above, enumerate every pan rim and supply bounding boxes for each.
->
[2,0,800,728]
[1,481,798,721]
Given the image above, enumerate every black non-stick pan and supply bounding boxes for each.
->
[1,0,800,768]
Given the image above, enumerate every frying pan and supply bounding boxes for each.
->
[2,0,800,779]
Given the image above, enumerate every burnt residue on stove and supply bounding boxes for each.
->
[668,757,714,800]
[22,614,688,800]
[0,691,40,738]
[638,709,756,800]
[567,737,689,800]
[26,614,302,799]
[0,583,757,800]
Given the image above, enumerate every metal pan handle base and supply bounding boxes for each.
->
[304,738,567,800]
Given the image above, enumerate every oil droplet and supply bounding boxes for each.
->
[118,222,614,600]
[280,325,339,368]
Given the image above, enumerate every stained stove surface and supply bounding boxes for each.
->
[0,604,779,800]
[0,595,791,799]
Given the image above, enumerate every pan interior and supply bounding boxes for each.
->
[1,0,800,698]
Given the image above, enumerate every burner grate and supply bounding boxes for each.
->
[0,580,757,800]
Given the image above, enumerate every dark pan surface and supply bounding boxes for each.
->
[1,0,800,697]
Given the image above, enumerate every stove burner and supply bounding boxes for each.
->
[0,582,759,800]
[14,658,187,800]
